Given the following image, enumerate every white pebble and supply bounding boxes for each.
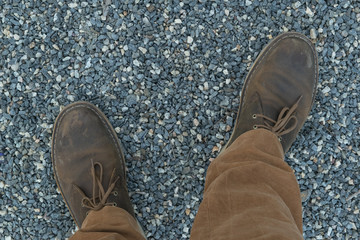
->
[171,70,180,75]
[203,82,209,90]
[68,3,77,8]
[133,59,141,67]
[306,7,314,18]
[138,47,147,54]
[102,45,109,52]
[85,58,92,68]
[245,0,252,6]
[16,83,22,91]
[187,36,193,44]
[326,227,333,236]
[310,29,317,39]
[293,1,301,8]
[34,162,44,171]
[11,63,19,71]
[322,86,331,94]
[193,119,200,127]
[67,95,75,101]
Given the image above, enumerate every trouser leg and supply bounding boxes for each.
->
[190,129,303,240]
[70,206,146,240]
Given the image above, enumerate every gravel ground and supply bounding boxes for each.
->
[0,0,360,239]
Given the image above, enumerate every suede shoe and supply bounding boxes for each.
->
[224,32,318,153]
[52,101,136,227]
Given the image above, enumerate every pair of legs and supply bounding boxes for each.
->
[52,32,318,239]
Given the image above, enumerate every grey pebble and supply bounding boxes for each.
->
[1,1,360,239]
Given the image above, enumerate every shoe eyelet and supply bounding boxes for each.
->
[253,125,257,129]
[113,191,118,196]
[278,137,282,142]
[252,114,257,119]
[113,202,117,207]
[86,211,89,216]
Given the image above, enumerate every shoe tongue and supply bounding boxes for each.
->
[261,70,295,117]
[252,91,277,123]
[262,97,282,122]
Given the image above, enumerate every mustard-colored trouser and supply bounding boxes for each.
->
[71,129,304,240]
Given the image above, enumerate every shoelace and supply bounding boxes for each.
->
[73,161,119,211]
[253,96,302,139]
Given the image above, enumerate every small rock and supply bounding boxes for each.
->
[187,36,193,44]
[306,7,314,18]
[182,167,190,174]
[10,62,19,71]
[85,58,92,68]
[138,47,147,54]
[133,60,141,67]
[68,2,78,8]
[193,119,199,127]
[245,0,252,6]
[310,29,317,39]
[293,1,301,8]
[67,95,75,101]
[102,45,109,52]
[322,86,331,94]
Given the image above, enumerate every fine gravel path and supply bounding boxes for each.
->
[1,0,360,239]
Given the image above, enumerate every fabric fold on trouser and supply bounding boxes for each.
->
[70,206,146,240]
[70,129,303,240]
[190,129,304,240]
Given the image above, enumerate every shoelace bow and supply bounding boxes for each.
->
[73,161,119,211]
[253,96,302,139]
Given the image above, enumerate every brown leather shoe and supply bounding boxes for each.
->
[52,102,136,227]
[224,32,318,153]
